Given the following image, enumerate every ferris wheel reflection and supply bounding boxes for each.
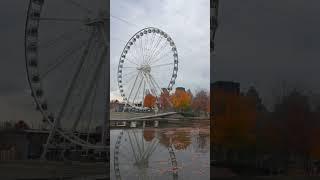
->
[113,128,178,180]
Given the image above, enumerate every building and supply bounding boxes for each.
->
[175,87,186,92]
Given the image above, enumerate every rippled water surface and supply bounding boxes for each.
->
[110,120,210,180]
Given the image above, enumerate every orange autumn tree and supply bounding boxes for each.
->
[171,87,192,112]
[309,106,320,159]
[212,82,257,151]
[144,93,156,108]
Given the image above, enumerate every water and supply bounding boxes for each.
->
[110,120,210,180]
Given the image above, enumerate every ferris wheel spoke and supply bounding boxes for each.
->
[51,30,96,126]
[140,35,147,64]
[85,82,97,143]
[126,52,141,65]
[132,39,145,64]
[145,33,158,63]
[122,72,138,85]
[146,141,160,160]
[149,74,164,96]
[141,130,145,153]
[132,130,144,159]
[150,63,174,68]
[147,33,157,54]
[149,56,172,69]
[143,34,151,65]
[63,0,95,15]
[130,47,142,64]
[144,73,156,96]
[142,73,156,96]
[127,132,140,162]
[138,35,145,64]
[123,66,138,69]
[143,34,149,62]
[147,75,160,96]
[142,139,158,160]
[147,41,169,65]
[120,139,136,157]
[71,43,107,131]
[119,151,135,163]
[149,50,172,64]
[151,35,167,55]
[33,17,86,23]
[40,40,88,79]
[39,27,84,49]
[127,72,141,103]
[149,139,161,155]
[122,70,138,78]
[141,36,149,65]
[146,35,163,64]
[140,80,146,106]
[123,57,139,66]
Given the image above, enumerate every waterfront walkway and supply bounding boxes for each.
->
[0,160,108,179]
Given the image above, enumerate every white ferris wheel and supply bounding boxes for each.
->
[117,27,178,109]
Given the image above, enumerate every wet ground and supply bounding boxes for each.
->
[110,120,210,180]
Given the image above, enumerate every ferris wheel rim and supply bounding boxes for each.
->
[117,27,179,107]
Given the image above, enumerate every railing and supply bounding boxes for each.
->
[0,121,13,131]
[0,146,16,160]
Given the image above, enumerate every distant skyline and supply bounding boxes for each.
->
[110,0,210,100]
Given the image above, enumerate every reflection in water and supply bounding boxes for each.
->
[110,121,210,180]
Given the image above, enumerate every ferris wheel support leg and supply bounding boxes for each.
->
[149,73,173,108]
[141,72,156,97]
[41,31,96,160]
[148,74,162,95]
[71,44,107,131]
[132,77,144,105]
[99,21,109,146]
[127,72,141,104]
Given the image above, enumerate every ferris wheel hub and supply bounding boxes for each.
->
[137,64,151,74]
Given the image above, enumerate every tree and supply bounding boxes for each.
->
[171,88,192,111]
[192,90,210,114]
[212,86,258,162]
[144,93,156,108]
[14,120,30,130]
[273,90,311,156]
[159,89,171,110]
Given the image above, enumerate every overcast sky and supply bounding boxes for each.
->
[213,0,320,108]
[110,0,210,100]
[1,0,320,123]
